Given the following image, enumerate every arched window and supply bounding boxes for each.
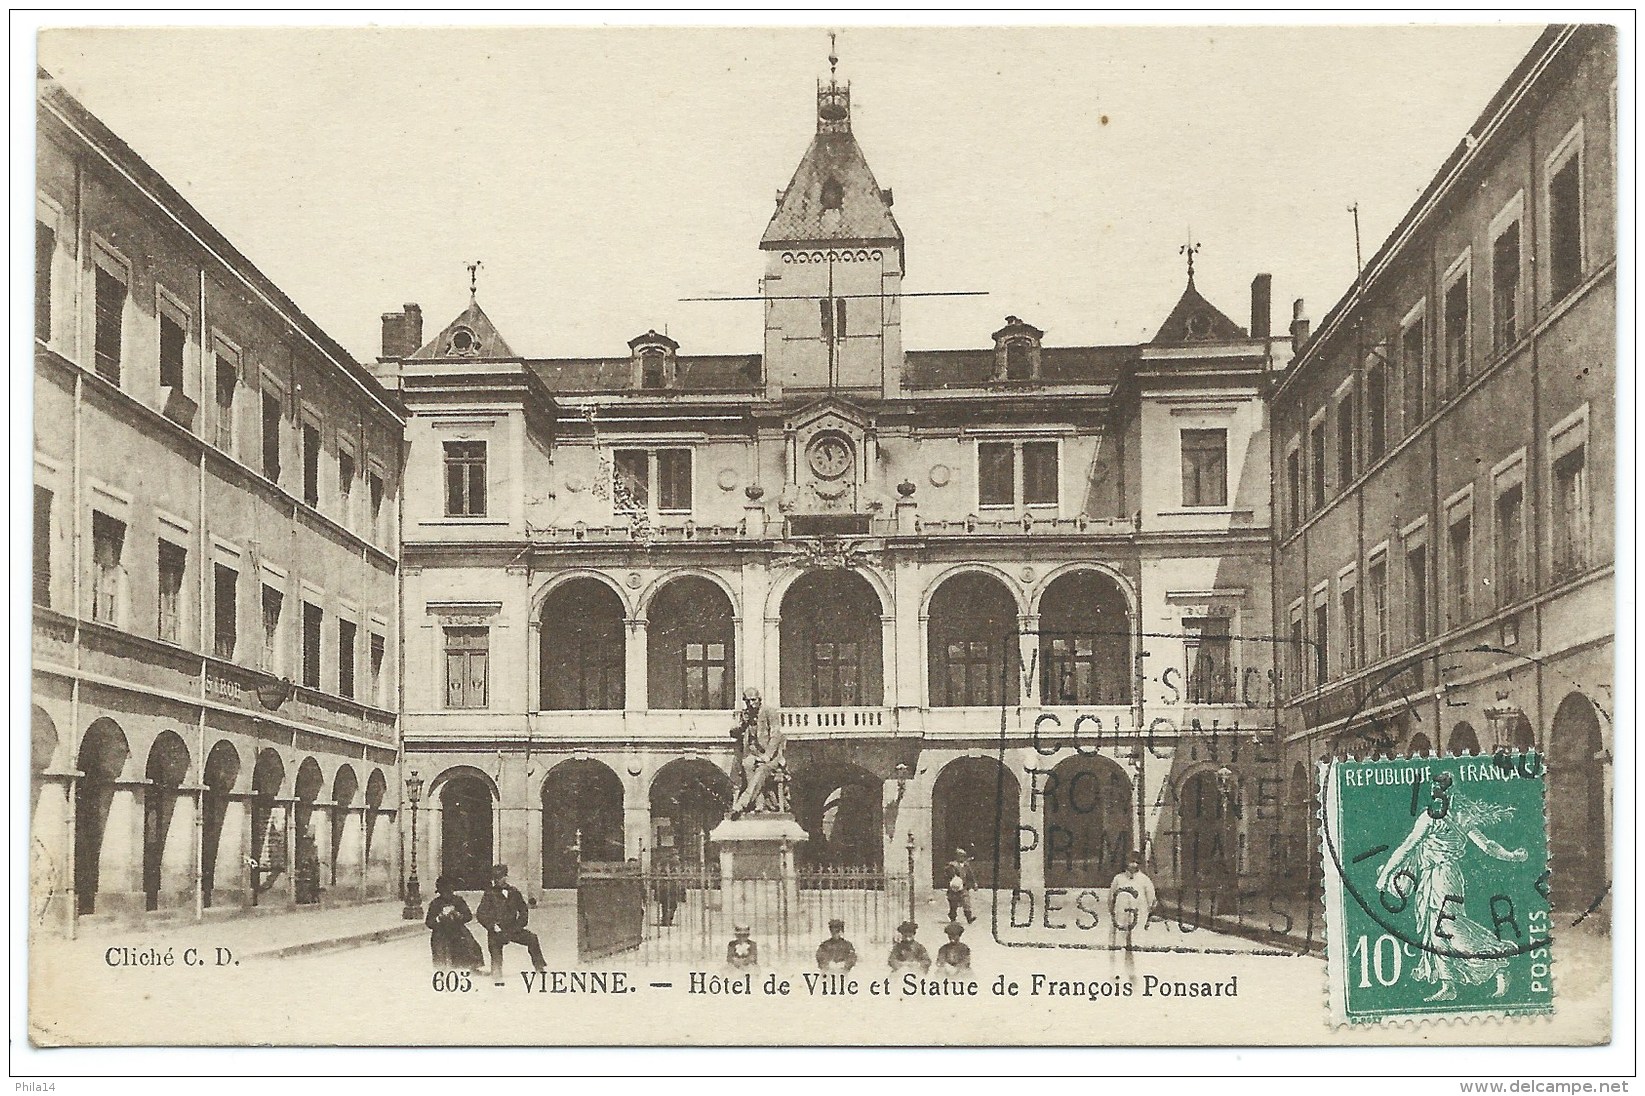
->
[541,579,626,710]
[927,573,1019,707]
[780,571,883,707]
[1038,571,1132,705]
[648,577,735,710]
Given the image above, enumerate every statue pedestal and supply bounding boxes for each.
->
[708,815,809,934]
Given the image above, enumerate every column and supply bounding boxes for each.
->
[624,769,651,865]
[278,796,298,907]
[737,564,769,695]
[97,781,145,914]
[880,613,897,710]
[762,615,782,706]
[892,558,922,717]
[366,809,394,898]
[309,800,334,897]
[624,618,648,712]
[1014,748,1046,895]
[31,772,75,931]
[333,807,365,903]
[159,786,199,911]
[211,794,250,908]
[1018,613,1041,706]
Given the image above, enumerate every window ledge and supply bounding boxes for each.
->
[421,518,508,527]
[1159,507,1254,518]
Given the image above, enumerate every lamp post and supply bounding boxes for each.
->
[401,770,424,920]
[905,831,917,921]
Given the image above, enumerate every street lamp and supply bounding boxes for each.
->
[905,831,917,922]
[401,770,424,920]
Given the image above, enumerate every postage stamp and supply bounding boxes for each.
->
[1320,751,1554,1025]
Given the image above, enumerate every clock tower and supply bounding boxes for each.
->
[760,55,904,399]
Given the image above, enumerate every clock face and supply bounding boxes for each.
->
[808,435,853,480]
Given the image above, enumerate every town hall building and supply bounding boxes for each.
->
[375,63,1297,903]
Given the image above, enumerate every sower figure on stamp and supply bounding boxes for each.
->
[729,688,788,818]
[1375,772,1526,1002]
[477,863,547,977]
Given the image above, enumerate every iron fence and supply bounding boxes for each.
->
[578,863,910,965]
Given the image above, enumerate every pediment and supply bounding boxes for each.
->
[785,395,872,434]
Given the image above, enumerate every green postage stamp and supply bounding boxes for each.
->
[1321,752,1554,1026]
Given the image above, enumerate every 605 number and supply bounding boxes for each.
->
[433,970,473,992]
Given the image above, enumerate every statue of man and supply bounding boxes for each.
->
[729,688,785,818]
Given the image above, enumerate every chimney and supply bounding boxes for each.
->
[380,303,423,359]
[1290,299,1311,347]
[1250,274,1272,339]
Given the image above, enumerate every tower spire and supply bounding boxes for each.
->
[1180,234,1200,285]
[817,31,850,133]
[466,259,484,301]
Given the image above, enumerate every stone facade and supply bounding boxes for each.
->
[32,74,405,933]
[378,69,1294,903]
[1270,26,1617,915]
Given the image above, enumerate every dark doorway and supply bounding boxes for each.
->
[74,719,130,915]
[542,759,625,887]
[142,732,190,911]
[201,741,240,908]
[1548,693,1606,910]
[1041,754,1132,888]
[440,775,495,891]
[650,759,733,871]
[930,757,1020,888]
[1178,771,1238,892]
[794,764,883,869]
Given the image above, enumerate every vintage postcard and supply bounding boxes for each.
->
[24,22,1621,1051]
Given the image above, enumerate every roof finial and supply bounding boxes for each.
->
[466,259,484,301]
[828,30,838,81]
[1180,233,1200,285]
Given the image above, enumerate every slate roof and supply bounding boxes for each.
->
[761,130,902,247]
[1149,278,1248,345]
[528,354,762,393]
[410,298,517,359]
[904,345,1136,390]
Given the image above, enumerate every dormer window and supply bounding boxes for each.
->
[991,315,1044,381]
[821,177,844,212]
[640,350,669,390]
[446,326,480,356]
[628,329,681,390]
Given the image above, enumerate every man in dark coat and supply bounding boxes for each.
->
[944,847,978,924]
[476,863,545,976]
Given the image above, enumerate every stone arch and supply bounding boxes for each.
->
[779,569,884,707]
[1036,568,1134,706]
[141,731,191,911]
[1285,760,1315,894]
[329,764,360,885]
[1548,692,1607,910]
[918,562,1026,618]
[1407,731,1434,758]
[1028,561,1139,621]
[531,568,635,619]
[249,749,287,903]
[292,757,325,904]
[930,756,1020,888]
[31,704,60,819]
[764,561,893,623]
[1176,766,1240,893]
[541,758,625,887]
[540,576,626,710]
[431,767,498,891]
[792,761,883,869]
[74,718,131,915]
[927,571,1021,707]
[649,758,734,870]
[200,740,242,909]
[638,567,739,618]
[1447,721,1481,757]
[363,767,388,866]
[1041,753,1133,888]
[647,575,737,710]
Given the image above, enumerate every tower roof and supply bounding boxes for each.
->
[410,296,517,360]
[761,75,901,249]
[1150,276,1247,345]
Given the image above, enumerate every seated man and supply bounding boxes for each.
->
[476,863,546,976]
[729,688,786,817]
